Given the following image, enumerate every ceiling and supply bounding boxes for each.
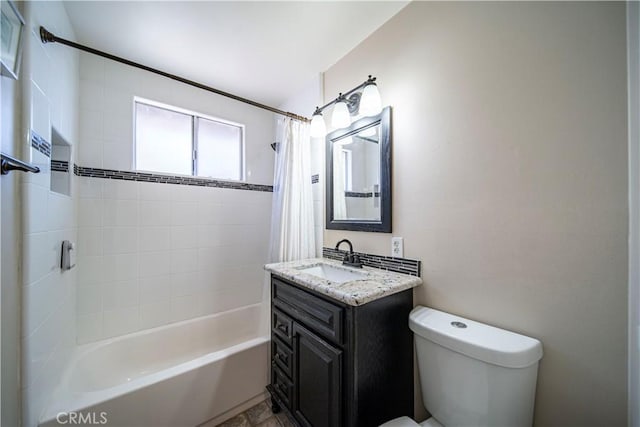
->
[63,1,408,113]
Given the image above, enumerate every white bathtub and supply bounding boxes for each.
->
[40,303,270,427]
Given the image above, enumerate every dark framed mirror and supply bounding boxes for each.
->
[326,106,391,233]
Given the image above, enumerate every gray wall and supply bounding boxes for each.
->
[324,2,628,425]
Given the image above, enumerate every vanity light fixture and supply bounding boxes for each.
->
[359,77,382,117]
[331,94,352,129]
[309,75,382,138]
[310,107,326,137]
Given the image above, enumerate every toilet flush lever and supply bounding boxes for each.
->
[61,240,76,271]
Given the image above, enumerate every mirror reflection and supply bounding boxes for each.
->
[332,124,381,221]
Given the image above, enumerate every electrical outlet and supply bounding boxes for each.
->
[391,237,403,257]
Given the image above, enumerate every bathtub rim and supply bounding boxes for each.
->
[40,302,270,425]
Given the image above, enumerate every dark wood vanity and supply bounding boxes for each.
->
[267,274,414,427]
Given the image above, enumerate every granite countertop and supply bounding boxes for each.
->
[264,258,422,306]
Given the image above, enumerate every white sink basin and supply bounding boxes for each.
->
[299,264,367,284]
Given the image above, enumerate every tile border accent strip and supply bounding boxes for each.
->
[344,191,381,198]
[51,160,69,173]
[31,131,51,158]
[73,165,274,192]
[322,247,421,277]
[311,174,319,184]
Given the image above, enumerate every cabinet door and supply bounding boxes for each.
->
[293,322,343,427]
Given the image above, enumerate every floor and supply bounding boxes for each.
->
[216,399,295,427]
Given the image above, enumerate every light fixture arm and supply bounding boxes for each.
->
[313,75,377,115]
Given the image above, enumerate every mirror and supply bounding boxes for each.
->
[326,106,391,232]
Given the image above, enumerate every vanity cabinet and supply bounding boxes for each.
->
[267,274,414,427]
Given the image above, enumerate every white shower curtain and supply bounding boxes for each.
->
[269,117,316,262]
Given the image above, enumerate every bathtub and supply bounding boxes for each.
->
[40,303,270,427]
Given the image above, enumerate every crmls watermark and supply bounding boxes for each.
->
[56,411,108,425]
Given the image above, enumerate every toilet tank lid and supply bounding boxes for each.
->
[409,306,543,369]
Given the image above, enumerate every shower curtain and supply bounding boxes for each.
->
[269,117,316,262]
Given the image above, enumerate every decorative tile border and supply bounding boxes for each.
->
[322,247,421,277]
[51,160,69,173]
[73,165,274,192]
[31,131,51,158]
[311,174,319,184]
[344,191,381,198]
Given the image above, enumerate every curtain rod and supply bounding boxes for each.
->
[39,27,310,123]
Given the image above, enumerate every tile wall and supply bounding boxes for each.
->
[76,178,271,342]
[76,53,275,343]
[20,2,79,425]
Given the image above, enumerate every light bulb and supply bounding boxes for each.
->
[359,83,382,116]
[331,100,351,129]
[310,111,326,138]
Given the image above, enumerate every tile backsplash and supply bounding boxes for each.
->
[322,247,421,277]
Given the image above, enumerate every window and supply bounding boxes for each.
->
[134,99,244,180]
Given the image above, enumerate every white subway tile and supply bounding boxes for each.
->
[103,141,133,171]
[103,89,132,118]
[170,249,198,274]
[139,300,171,330]
[103,226,138,254]
[78,199,103,227]
[139,275,172,304]
[78,137,104,168]
[77,285,102,316]
[170,201,198,226]
[102,254,138,282]
[79,80,105,113]
[23,232,56,286]
[138,251,171,278]
[171,184,200,202]
[196,202,223,225]
[23,150,51,188]
[31,83,51,142]
[31,36,50,96]
[78,177,103,199]
[138,200,172,226]
[103,199,138,226]
[80,54,105,83]
[76,313,103,344]
[170,294,202,323]
[138,226,170,252]
[102,179,137,200]
[77,255,105,286]
[170,272,201,297]
[138,182,173,201]
[79,110,104,143]
[102,279,139,311]
[47,193,74,231]
[22,273,57,337]
[23,183,49,234]
[78,227,103,256]
[103,306,139,338]
[170,225,199,249]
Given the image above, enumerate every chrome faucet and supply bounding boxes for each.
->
[335,239,363,268]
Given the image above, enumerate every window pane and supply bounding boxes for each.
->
[135,103,192,175]
[197,118,242,180]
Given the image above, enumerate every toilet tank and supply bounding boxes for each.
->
[409,306,543,427]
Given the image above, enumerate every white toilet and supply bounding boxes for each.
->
[382,306,543,427]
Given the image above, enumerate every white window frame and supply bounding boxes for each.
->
[133,96,246,181]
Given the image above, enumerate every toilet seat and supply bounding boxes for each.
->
[379,416,443,427]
